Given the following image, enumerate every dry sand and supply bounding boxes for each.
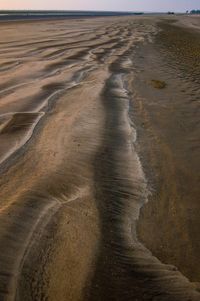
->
[0,15,200,301]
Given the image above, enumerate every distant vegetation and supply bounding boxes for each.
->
[190,10,200,14]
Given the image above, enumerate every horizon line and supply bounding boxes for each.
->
[0,8,193,13]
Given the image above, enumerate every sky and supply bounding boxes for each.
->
[0,0,199,12]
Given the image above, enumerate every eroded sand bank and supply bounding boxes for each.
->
[0,16,200,301]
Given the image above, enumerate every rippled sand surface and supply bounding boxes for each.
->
[0,16,200,301]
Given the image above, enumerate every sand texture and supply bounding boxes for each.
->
[0,15,200,301]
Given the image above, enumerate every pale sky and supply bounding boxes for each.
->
[0,0,199,12]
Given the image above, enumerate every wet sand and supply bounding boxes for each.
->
[135,16,200,284]
[0,15,200,301]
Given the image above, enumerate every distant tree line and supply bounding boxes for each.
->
[190,10,200,14]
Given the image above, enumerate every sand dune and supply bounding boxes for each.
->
[0,16,200,301]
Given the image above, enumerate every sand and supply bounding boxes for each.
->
[135,16,200,285]
[0,15,200,301]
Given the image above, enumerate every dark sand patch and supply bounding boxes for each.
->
[150,79,166,89]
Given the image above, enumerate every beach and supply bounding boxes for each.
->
[0,15,200,301]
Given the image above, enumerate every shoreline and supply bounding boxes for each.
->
[0,11,144,23]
